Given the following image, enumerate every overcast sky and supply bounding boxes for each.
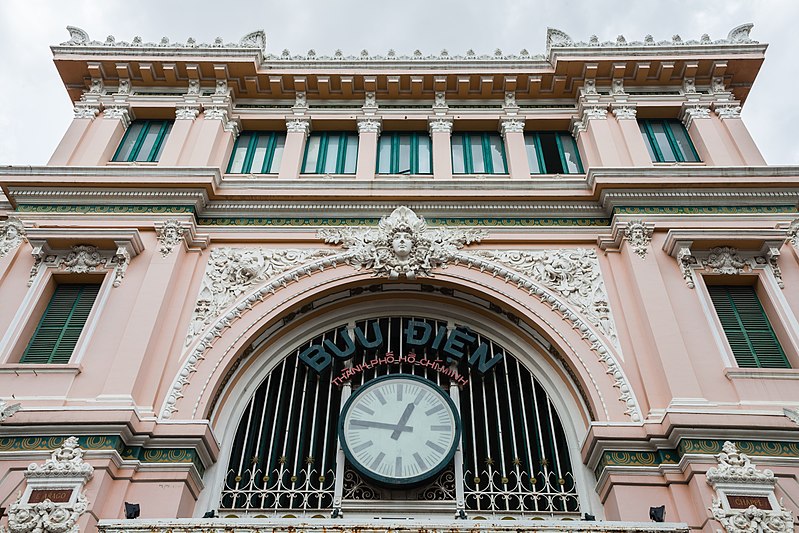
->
[1,0,796,166]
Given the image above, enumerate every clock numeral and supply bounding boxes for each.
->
[352,440,373,453]
[396,384,403,401]
[374,390,387,405]
[426,440,445,454]
[425,404,444,416]
[395,456,403,477]
[413,390,426,405]
[370,452,385,470]
[413,452,426,470]
[355,404,375,415]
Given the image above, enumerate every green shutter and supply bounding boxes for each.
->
[707,285,790,368]
[21,284,101,364]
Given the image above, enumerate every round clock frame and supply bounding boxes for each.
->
[338,373,461,487]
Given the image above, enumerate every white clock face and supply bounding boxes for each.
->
[339,374,460,486]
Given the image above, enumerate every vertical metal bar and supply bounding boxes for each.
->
[262,357,288,509]
[546,397,566,510]
[449,370,466,515]
[529,368,548,511]
[332,366,352,513]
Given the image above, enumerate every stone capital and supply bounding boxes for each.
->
[286,117,312,138]
[103,105,132,128]
[428,117,453,134]
[357,117,382,134]
[611,103,637,120]
[713,102,742,120]
[499,118,525,137]
[680,102,712,129]
[175,104,201,121]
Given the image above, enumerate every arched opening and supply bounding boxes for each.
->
[201,288,599,519]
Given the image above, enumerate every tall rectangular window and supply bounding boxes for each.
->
[112,120,172,162]
[639,119,700,163]
[524,132,584,174]
[451,133,507,174]
[707,285,790,368]
[227,132,286,174]
[376,133,432,174]
[21,284,101,364]
[301,132,358,174]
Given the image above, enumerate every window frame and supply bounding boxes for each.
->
[301,132,359,174]
[112,120,172,163]
[376,132,432,175]
[226,131,286,174]
[524,132,584,174]
[451,132,508,175]
[0,272,111,367]
[639,119,700,163]
[20,284,102,364]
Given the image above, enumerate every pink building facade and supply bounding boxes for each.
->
[0,24,797,532]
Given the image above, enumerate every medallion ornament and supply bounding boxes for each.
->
[702,247,747,275]
[318,206,486,280]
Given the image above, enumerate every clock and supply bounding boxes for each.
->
[338,374,461,486]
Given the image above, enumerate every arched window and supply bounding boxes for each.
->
[219,316,579,517]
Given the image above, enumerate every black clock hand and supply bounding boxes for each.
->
[391,402,416,440]
[350,419,413,431]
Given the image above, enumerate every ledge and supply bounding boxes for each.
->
[0,363,82,374]
[97,518,689,533]
[724,367,799,380]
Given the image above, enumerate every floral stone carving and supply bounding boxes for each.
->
[710,500,794,533]
[318,206,486,280]
[2,437,94,533]
[184,248,335,346]
[702,246,747,275]
[471,249,619,349]
[0,217,26,258]
[706,441,774,485]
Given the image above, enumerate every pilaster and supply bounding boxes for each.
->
[609,80,651,166]
[428,117,453,180]
[279,117,311,179]
[499,117,528,178]
[158,82,202,165]
[680,88,741,165]
[183,80,239,166]
[71,103,132,166]
[711,79,766,165]
[356,117,381,180]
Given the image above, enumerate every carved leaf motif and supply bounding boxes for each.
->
[472,249,619,349]
[185,248,335,346]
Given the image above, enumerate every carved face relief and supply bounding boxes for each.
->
[391,231,413,260]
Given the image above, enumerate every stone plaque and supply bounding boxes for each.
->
[727,494,771,510]
[28,489,73,503]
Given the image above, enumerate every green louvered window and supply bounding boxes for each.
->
[707,285,790,368]
[21,284,101,364]
[112,120,172,162]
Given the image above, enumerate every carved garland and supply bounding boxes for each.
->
[28,244,131,288]
[164,207,638,421]
[678,246,784,290]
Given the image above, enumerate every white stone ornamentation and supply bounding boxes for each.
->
[63,245,103,274]
[471,249,620,349]
[319,206,486,281]
[682,78,697,94]
[715,104,742,120]
[680,103,711,129]
[581,104,608,121]
[286,118,311,137]
[789,218,799,247]
[3,437,94,533]
[156,220,186,257]
[433,91,447,110]
[0,400,21,422]
[357,117,381,134]
[706,441,794,533]
[187,79,201,96]
[203,106,227,121]
[624,220,652,259]
[214,79,228,96]
[610,78,625,96]
[611,104,636,120]
[116,79,131,96]
[428,117,453,134]
[503,91,519,112]
[363,91,377,109]
[702,247,746,275]
[712,76,727,94]
[0,217,26,258]
[73,104,100,119]
[581,79,598,96]
[103,106,131,128]
[184,248,335,347]
[499,118,525,137]
[765,246,784,289]
[677,246,697,289]
[175,105,200,120]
